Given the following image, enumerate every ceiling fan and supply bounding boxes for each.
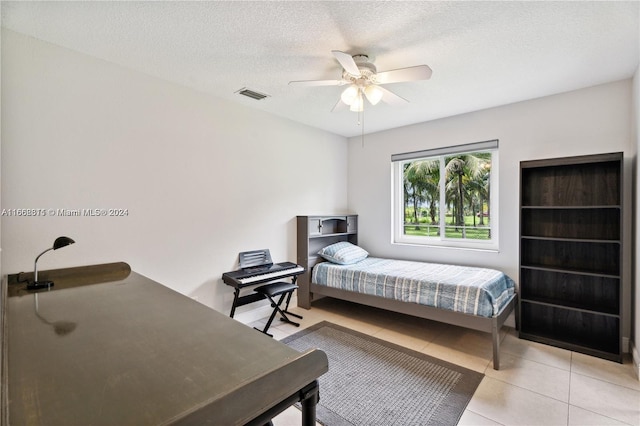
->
[289,50,432,112]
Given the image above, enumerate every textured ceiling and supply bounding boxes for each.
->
[2,1,639,137]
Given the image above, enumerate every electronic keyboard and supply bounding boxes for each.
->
[222,261,304,288]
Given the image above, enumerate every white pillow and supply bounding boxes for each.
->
[318,242,368,265]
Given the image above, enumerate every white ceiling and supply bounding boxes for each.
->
[2,1,639,137]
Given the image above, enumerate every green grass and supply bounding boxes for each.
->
[404,215,491,240]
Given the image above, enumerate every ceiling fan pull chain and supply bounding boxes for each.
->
[361,103,365,147]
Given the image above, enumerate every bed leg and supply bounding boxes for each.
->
[298,295,311,310]
[297,282,311,309]
[492,320,500,370]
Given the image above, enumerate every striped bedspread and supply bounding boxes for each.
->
[312,257,515,317]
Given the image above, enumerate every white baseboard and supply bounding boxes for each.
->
[632,340,640,381]
[233,304,273,325]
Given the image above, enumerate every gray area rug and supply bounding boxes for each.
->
[282,321,483,426]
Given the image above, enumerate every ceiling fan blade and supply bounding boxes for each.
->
[288,79,344,86]
[377,86,409,106]
[376,65,433,84]
[332,50,361,76]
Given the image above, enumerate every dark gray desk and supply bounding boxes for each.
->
[2,263,328,425]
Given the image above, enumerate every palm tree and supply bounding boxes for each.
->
[404,159,439,228]
[471,165,490,226]
[403,153,491,239]
[444,153,491,232]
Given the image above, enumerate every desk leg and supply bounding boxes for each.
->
[300,380,320,426]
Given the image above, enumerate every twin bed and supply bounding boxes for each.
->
[301,242,517,370]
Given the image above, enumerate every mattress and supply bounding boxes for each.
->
[312,257,515,317]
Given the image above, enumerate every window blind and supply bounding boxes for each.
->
[391,139,498,162]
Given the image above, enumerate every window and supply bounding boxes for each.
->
[392,140,498,250]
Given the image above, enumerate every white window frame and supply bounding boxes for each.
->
[391,140,499,251]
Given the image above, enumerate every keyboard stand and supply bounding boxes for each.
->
[254,282,303,337]
[223,263,304,318]
[229,289,265,318]
[228,274,303,319]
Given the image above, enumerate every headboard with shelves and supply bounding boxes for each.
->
[296,215,357,308]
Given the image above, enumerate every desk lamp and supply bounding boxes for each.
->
[28,236,75,290]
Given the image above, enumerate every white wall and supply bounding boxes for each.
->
[348,79,634,342]
[633,64,640,375]
[1,30,348,315]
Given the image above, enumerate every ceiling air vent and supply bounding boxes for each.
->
[236,87,270,100]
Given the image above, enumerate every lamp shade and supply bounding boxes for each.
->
[29,236,76,290]
[349,93,364,112]
[340,85,359,105]
[53,236,75,250]
[364,85,384,105]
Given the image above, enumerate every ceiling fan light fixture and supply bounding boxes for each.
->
[349,93,364,112]
[289,50,431,114]
[364,85,383,105]
[341,85,359,105]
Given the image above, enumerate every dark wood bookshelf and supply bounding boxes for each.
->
[519,152,623,362]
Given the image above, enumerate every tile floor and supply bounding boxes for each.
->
[246,298,640,426]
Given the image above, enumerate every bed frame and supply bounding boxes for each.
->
[303,281,516,370]
[296,215,516,370]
